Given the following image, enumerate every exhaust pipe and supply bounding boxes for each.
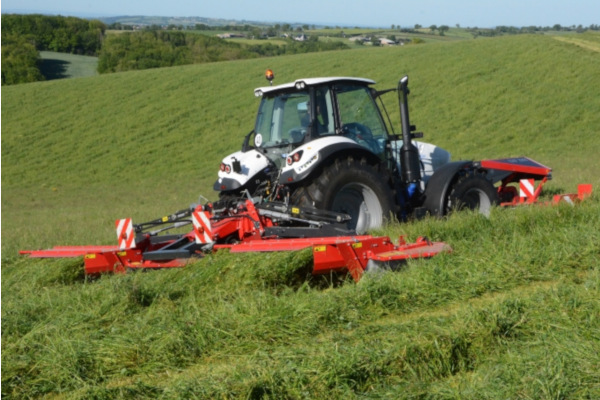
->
[398,76,422,185]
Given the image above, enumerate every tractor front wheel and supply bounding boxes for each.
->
[292,157,396,233]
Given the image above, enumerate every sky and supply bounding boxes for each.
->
[2,0,598,28]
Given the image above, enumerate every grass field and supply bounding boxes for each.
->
[39,51,99,80]
[2,33,599,398]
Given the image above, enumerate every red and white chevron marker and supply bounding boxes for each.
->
[115,218,135,250]
[519,179,536,202]
[192,210,213,244]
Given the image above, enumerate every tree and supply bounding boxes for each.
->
[266,26,278,37]
[1,14,106,55]
[1,33,44,85]
[251,27,263,39]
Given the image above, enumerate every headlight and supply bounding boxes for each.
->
[220,163,232,173]
[286,150,303,165]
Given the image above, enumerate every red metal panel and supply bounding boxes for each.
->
[84,251,126,274]
[219,235,374,252]
[335,242,366,282]
[19,245,120,258]
[312,236,450,282]
[553,184,594,204]
[480,157,552,177]
[368,240,450,261]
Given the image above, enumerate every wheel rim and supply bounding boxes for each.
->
[461,188,493,216]
[330,183,384,233]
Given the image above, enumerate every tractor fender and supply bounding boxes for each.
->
[422,160,474,216]
[213,149,272,192]
[279,136,380,184]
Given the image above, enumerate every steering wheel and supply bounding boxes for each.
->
[342,122,370,139]
[288,127,307,143]
[342,123,381,153]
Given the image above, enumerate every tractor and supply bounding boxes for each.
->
[214,72,505,232]
[21,72,590,280]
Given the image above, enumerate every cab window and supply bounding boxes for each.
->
[336,85,387,154]
[255,91,310,147]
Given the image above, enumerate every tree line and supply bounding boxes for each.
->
[1,14,106,85]
[97,31,255,72]
[2,14,106,54]
[98,30,348,73]
[4,13,598,86]
[2,14,349,85]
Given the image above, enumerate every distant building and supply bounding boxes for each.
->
[217,33,245,39]
[379,38,396,46]
[349,36,369,43]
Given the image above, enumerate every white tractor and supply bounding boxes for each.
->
[214,72,499,233]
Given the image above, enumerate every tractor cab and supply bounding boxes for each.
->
[252,76,390,166]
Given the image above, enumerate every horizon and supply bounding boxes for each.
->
[1,9,596,31]
[2,0,598,29]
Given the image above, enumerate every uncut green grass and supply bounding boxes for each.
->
[2,33,600,398]
[3,34,599,255]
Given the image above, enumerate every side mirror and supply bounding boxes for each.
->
[242,130,255,153]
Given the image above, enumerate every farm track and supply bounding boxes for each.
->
[553,36,600,52]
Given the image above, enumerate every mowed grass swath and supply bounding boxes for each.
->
[2,33,600,398]
[2,203,599,398]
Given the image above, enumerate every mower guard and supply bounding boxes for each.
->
[20,201,451,282]
[479,157,592,205]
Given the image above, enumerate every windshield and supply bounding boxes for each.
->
[254,91,310,148]
[337,85,388,154]
[253,83,388,156]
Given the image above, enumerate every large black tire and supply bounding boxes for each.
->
[292,156,396,233]
[447,170,499,217]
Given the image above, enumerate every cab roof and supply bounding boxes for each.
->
[254,77,376,97]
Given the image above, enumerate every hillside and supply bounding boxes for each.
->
[2,34,599,398]
[2,33,599,253]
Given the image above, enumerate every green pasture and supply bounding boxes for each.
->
[310,27,468,44]
[226,37,289,46]
[2,33,599,398]
[3,34,598,255]
[39,51,99,80]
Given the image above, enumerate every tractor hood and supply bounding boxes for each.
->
[214,149,271,192]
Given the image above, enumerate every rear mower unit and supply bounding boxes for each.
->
[21,199,450,282]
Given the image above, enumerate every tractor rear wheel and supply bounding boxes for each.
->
[292,157,396,233]
[447,170,499,216]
